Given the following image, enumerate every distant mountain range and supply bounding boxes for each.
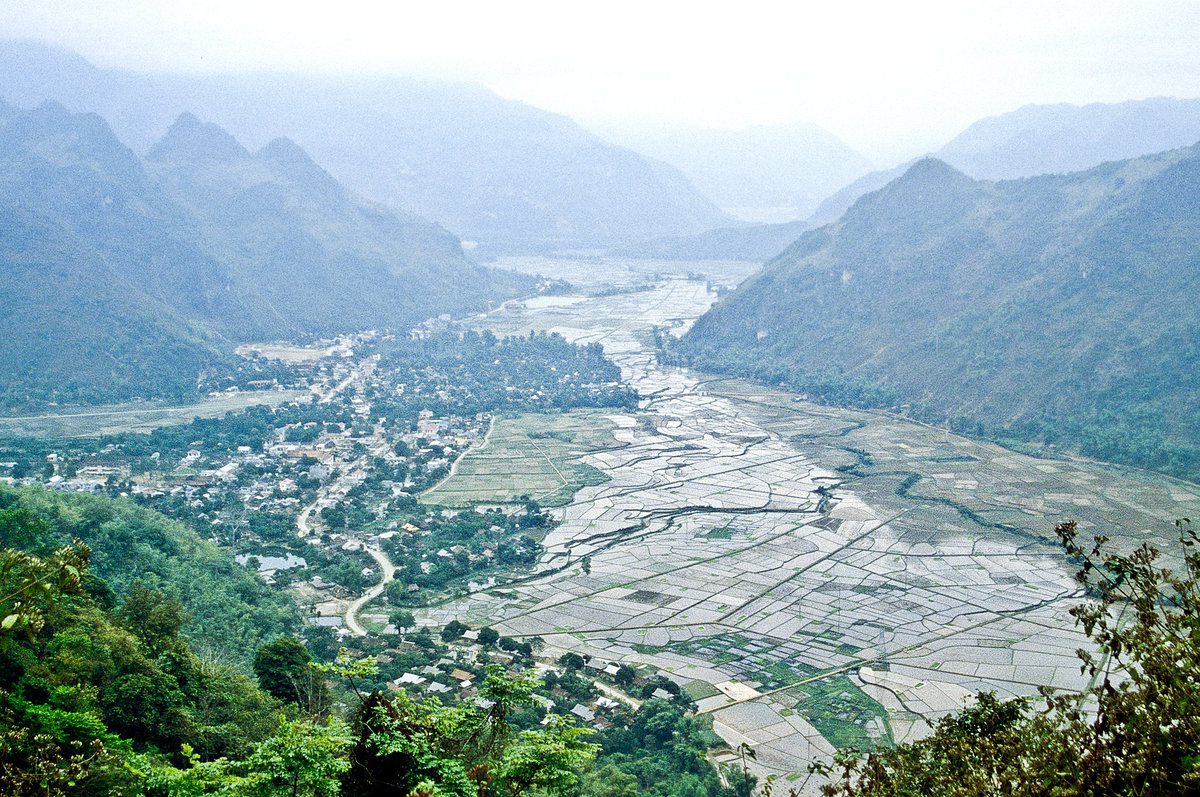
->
[0,102,529,408]
[627,96,1200,263]
[0,40,732,253]
[938,97,1200,180]
[597,122,874,222]
[609,219,812,263]
[676,147,1200,482]
[807,97,1200,229]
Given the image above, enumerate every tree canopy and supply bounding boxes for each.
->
[812,519,1200,796]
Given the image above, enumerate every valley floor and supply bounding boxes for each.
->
[418,258,1200,791]
[10,255,1197,793]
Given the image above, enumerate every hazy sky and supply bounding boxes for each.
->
[6,0,1200,162]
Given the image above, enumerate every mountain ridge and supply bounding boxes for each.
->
[0,39,733,253]
[677,145,1200,483]
[804,97,1200,230]
[597,120,874,222]
[0,103,530,408]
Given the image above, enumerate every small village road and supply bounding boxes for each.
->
[344,544,397,636]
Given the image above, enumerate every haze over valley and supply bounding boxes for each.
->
[3,6,1200,795]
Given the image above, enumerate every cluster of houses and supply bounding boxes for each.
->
[375,635,660,732]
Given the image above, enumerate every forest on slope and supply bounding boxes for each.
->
[675,148,1200,483]
[0,101,530,409]
[0,484,300,668]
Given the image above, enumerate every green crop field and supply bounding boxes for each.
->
[421,410,621,507]
[786,674,894,750]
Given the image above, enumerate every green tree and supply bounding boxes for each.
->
[241,717,352,797]
[389,609,416,634]
[0,526,277,792]
[0,539,89,643]
[440,619,468,642]
[341,664,597,796]
[118,583,188,658]
[816,519,1200,796]
[493,713,597,794]
[579,764,640,797]
[253,637,324,711]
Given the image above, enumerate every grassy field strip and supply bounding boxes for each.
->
[522,433,571,500]
[0,390,307,438]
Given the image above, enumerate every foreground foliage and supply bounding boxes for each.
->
[0,505,599,796]
[342,663,597,796]
[582,699,734,797]
[0,539,278,794]
[0,485,300,668]
[814,519,1200,796]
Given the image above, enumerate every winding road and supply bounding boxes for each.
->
[289,357,401,636]
[344,544,398,636]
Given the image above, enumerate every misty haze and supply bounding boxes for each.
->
[1,4,1199,795]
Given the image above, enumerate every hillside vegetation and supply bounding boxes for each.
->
[677,148,1200,482]
[0,484,300,667]
[0,488,738,796]
[0,102,530,408]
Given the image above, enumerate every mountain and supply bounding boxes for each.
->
[0,40,732,253]
[804,98,1200,229]
[145,112,516,339]
[0,103,529,408]
[938,97,1200,180]
[805,160,914,227]
[601,121,874,222]
[676,148,1200,483]
[0,102,241,406]
[609,219,812,262]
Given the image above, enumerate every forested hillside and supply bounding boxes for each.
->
[146,112,523,339]
[677,148,1200,482]
[0,102,530,408]
[0,484,300,666]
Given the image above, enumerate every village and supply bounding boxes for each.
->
[0,321,671,740]
[334,618,697,736]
